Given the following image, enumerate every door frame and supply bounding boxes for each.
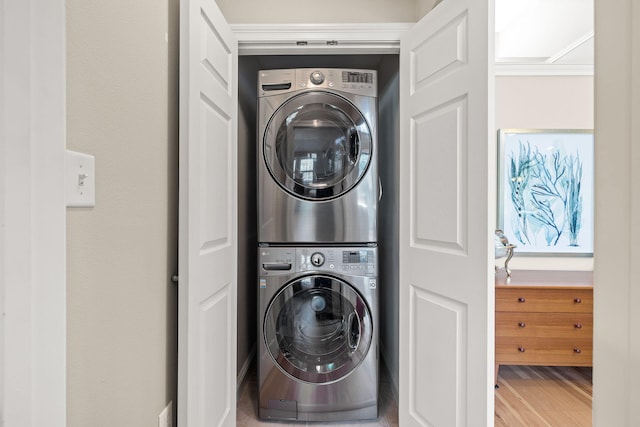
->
[1,0,67,425]
[231,23,412,56]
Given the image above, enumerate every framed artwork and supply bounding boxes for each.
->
[497,129,594,256]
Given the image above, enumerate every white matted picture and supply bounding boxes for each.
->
[497,129,594,256]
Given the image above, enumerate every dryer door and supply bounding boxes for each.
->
[263,275,373,384]
[263,91,372,201]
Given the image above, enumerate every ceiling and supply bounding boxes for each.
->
[495,0,594,66]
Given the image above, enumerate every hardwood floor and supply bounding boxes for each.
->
[495,365,592,427]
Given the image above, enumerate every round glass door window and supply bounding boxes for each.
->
[263,275,373,384]
[263,91,372,200]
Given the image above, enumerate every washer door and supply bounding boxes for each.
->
[263,91,372,201]
[263,275,373,384]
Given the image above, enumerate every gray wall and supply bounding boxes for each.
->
[377,56,401,397]
[66,0,179,426]
[237,56,260,382]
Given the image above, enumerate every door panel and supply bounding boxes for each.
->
[412,288,468,427]
[400,1,493,425]
[413,98,468,252]
[179,0,237,425]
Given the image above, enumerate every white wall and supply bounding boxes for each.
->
[66,0,179,426]
[216,0,428,23]
[495,75,594,271]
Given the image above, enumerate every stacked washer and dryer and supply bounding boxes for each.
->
[257,68,380,422]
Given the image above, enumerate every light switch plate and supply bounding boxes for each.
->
[66,150,95,207]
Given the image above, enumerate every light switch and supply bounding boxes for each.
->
[66,150,95,207]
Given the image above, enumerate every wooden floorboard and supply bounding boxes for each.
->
[495,365,592,427]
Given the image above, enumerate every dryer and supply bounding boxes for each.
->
[258,68,378,244]
[258,245,378,422]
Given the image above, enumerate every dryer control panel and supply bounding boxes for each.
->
[258,68,377,98]
[259,246,377,277]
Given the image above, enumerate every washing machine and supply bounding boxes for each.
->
[258,245,378,422]
[258,68,379,244]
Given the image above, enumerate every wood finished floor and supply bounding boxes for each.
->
[238,365,592,426]
[495,365,592,427]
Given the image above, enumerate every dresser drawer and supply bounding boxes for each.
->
[496,288,593,313]
[496,312,593,339]
[496,337,592,366]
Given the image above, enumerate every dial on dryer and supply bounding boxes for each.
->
[310,70,325,85]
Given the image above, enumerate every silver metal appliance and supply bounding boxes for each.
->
[257,68,379,244]
[258,245,378,422]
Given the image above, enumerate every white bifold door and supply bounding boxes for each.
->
[178,0,493,425]
[399,0,494,426]
[178,0,238,426]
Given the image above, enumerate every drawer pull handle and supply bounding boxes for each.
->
[574,348,582,354]
[518,322,526,328]
[574,297,582,303]
[518,297,526,303]
[574,323,583,329]
[518,346,525,353]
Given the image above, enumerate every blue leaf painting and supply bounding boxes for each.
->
[507,141,584,248]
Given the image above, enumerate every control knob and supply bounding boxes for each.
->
[310,252,325,267]
[310,71,325,85]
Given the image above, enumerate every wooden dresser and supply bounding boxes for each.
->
[495,270,593,380]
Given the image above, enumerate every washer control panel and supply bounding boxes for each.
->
[259,246,377,277]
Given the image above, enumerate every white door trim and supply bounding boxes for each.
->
[231,23,412,55]
[593,0,639,423]
[1,0,66,426]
